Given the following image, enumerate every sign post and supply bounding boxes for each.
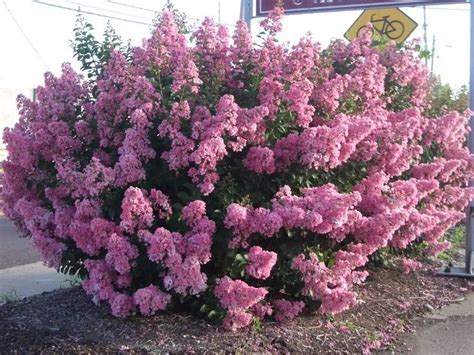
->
[240,0,253,31]
[241,0,474,278]
[439,0,474,277]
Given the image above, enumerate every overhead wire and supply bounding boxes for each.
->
[2,0,51,70]
[32,0,153,26]
[33,0,237,29]
[105,0,237,28]
[65,0,152,21]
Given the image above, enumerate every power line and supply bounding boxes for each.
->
[413,6,469,12]
[32,0,153,26]
[33,0,236,29]
[106,0,160,14]
[2,0,50,70]
[106,0,237,28]
[66,0,152,21]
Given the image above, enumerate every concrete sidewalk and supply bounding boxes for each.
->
[0,262,71,302]
[384,293,474,355]
[0,216,70,302]
[0,216,40,269]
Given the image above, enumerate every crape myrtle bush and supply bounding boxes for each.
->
[1,6,474,330]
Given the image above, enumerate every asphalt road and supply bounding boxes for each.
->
[0,216,40,270]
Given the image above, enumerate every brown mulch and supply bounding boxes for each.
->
[0,264,471,354]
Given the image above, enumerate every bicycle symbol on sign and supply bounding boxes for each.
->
[357,14,405,40]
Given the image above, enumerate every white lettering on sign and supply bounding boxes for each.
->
[292,0,303,5]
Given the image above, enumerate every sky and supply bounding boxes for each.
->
[0,0,470,90]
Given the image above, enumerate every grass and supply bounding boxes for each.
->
[60,275,82,289]
[436,224,466,263]
[0,290,19,305]
[338,319,363,333]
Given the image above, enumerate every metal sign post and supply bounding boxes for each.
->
[439,0,474,277]
[240,0,253,31]
[241,0,474,277]
[469,0,474,275]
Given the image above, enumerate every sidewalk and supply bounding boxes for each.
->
[0,262,70,301]
[0,216,40,269]
[382,293,474,355]
[0,216,69,302]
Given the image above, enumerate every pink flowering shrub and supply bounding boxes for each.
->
[400,257,423,274]
[1,7,473,330]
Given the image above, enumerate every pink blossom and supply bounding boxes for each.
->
[250,303,273,319]
[214,276,268,311]
[105,233,139,274]
[246,246,277,280]
[260,5,284,34]
[222,310,253,332]
[182,200,207,226]
[149,189,172,219]
[133,285,171,315]
[243,146,276,174]
[273,299,305,322]
[83,260,115,302]
[320,289,357,315]
[401,257,423,274]
[120,187,154,233]
[163,256,208,295]
[110,293,135,318]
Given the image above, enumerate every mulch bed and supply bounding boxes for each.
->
[0,263,471,354]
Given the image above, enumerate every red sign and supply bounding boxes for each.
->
[256,0,468,16]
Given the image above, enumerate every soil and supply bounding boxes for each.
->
[0,261,471,354]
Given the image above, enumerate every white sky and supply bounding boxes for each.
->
[0,0,470,90]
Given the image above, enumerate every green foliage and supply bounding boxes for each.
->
[435,224,466,263]
[425,77,469,117]
[155,0,195,34]
[71,15,129,80]
[0,290,19,305]
[369,247,398,268]
[58,240,89,278]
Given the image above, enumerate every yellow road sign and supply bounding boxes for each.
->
[344,8,418,44]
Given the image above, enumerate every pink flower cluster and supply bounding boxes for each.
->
[225,184,361,248]
[140,200,215,296]
[133,285,171,316]
[400,257,423,274]
[246,246,277,280]
[272,299,305,322]
[291,250,366,315]
[214,276,268,331]
[1,6,473,331]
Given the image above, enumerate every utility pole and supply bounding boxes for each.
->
[240,0,253,32]
[423,5,428,66]
[438,0,474,278]
[218,0,221,24]
[467,0,474,277]
[430,35,436,74]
